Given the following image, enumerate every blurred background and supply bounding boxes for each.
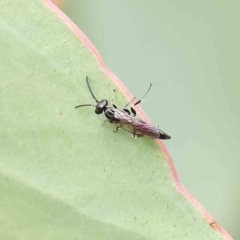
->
[53,0,240,238]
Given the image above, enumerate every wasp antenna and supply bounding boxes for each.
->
[86,76,99,103]
[134,83,152,106]
[75,104,96,109]
[123,97,136,109]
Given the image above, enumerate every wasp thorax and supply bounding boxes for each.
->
[95,99,108,114]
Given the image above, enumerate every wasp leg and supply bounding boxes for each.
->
[130,107,137,117]
[132,133,143,139]
[133,83,152,107]
[113,128,118,133]
[110,89,117,108]
[131,130,137,139]
[113,125,123,132]
[123,97,136,109]
[101,119,109,126]
[123,84,152,116]
[131,130,143,138]
[123,108,131,115]
[113,126,119,132]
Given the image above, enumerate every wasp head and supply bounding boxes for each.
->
[95,99,108,114]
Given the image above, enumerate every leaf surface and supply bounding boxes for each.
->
[0,1,232,239]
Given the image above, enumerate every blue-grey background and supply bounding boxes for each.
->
[60,1,240,238]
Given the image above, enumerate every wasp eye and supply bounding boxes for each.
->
[95,107,103,114]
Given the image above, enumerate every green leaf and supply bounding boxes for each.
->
[0,0,232,239]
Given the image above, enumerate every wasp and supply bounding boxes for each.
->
[75,76,171,140]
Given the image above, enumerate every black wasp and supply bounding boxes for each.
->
[75,76,171,140]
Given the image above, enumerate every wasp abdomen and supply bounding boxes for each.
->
[159,132,171,140]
